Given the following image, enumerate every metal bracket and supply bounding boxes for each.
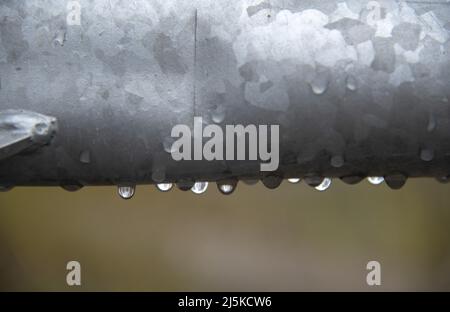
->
[0,110,58,161]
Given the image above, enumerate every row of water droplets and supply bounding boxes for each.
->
[3,175,449,196]
[115,176,389,199]
[117,181,233,199]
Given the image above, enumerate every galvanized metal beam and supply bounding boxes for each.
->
[0,1,449,194]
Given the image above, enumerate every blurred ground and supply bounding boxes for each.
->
[0,178,449,291]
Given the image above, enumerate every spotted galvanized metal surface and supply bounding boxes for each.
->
[0,0,449,191]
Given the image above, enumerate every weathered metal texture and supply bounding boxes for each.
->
[0,0,449,187]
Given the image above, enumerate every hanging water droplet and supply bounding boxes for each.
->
[304,176,324,187]
[262,175,282,189]
[368,176,384,185]
[191,181,209,194]
[118,185,135,199]
[385,174,407,190]
[177,180,195,191]
[309,72,329,95]
[420,148,434,162]
[211,106,226,123]
[79,150,91,164]
[340,175,364,185]
[288,178,301,184]
[346,75,357,91]
[61,184,83,192]
[315,178,332,191]
[330,155,344,168]
[217,180,237,195]
[156,183,173,192]
[218,184,234,195]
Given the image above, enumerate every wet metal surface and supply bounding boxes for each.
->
[0,1,450,186]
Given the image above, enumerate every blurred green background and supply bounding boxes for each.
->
[0,178,449,291]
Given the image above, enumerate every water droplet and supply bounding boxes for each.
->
[53,30,66,47]
[385,174,407,190]
[217,180,237,195]
[309,72,329,95]
[163,137,176,153]
[211,106,226,123]
[304,176,324,187]
[156,183,173,192]
[340,175,364,185]
[0,185,14,192]
[118,185,135,199]
[436,176,450,184]
[191,181,208,194]
[61,184,83,192]
[218,184,234,194]
[346,75,357,91]
[330,155,344,168]
[79,150,91,164]
[315,178,332,191]
[288,178,301,184]
[177,180,195,191]
[368,176,384,185]
[420,148,434,162]
[262,176,282,189]
[427,113,436,132]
